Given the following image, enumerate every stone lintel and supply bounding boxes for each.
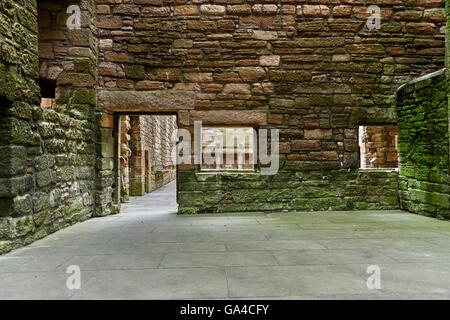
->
[189,110,267,126]
[97,90,196,112]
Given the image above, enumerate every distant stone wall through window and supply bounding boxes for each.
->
[201,127,255,171]
[359,125,398,169]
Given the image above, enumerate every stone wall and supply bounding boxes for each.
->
[0,0,101,254]
[396,69,449,218]
[119,115,131,201]
[37,1,71,94]
[94,0,445,213]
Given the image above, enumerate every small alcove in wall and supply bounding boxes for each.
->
[37,0,67,110]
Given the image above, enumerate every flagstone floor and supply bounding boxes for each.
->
[1,181,450,299]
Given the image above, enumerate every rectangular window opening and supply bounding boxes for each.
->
[201,127,256,172]
[38,78,56,109]
[359,125,398,169]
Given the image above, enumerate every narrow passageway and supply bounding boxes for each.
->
[120,181,178,216]
[2,187,450,299]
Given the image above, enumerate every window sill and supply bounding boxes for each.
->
[358,168,399,172]
[197,170,258,175]
[195,171,260,181]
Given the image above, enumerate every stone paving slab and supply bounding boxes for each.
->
[1,181,450,299]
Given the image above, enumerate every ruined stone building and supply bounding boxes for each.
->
[0,0,449,253]
[119,114,177,202]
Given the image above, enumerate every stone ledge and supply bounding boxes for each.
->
[396,68,446,93]
[358,168,399,172]
[97,90,196,112]
[190,110,267,125]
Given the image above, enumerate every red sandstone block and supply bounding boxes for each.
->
[174,5,198,15]
[112,5,140,15]
[303,117,319,129]
[333,5,351,17]
[328,19,364,32]
[346,44,385,55]
[423,8,446,23]
[227,4,252,15]
[174,83,201,91]
[252,4,278,15]
[105,52,133,63]
[96,5,111,15]
[292,140,321,151]
[394,10,423,22]
[187,20,217,32]
[99,39,113,51]
[280,5,295,15]
[200,83,223,93]
[97,15,121,29]
[207,33,233,41]
[40,30,66,41]
[142,7,170,16]
[236,67,267,82]
[300,5,330,18]
[184,73,213,82]
[309,151,338,161]
[134,0,162,4]
[117,80,133,89]
[287,154,308,161]
[353,7,392,21]
[214,72,241,83]
[98,62,120,77]
[38,43,54,59]
[297,21,325,32]
[223,83,251,94]
[253,30,278,40]
[268,113,284,125]
[136,81,165,90]
[304,129,332,140]
[405,22,436,35]
[260,55,280,66]
[200,5,226,15]
[190,110,267,125]
[57,73,95,87]
[416,0,444,7]
[100,113,114,128]
[216,0,244,4]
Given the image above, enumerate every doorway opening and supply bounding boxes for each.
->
[115,113,178,214]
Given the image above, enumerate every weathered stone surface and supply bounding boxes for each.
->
[190,111,267,125]
[97,90,196,112]
[259,55,280,66]
[396,69,449,218]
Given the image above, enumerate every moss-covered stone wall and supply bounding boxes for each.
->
[396,69,449,218]
[0,0,101,254]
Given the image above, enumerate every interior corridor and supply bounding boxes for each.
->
[1,182,450,299]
